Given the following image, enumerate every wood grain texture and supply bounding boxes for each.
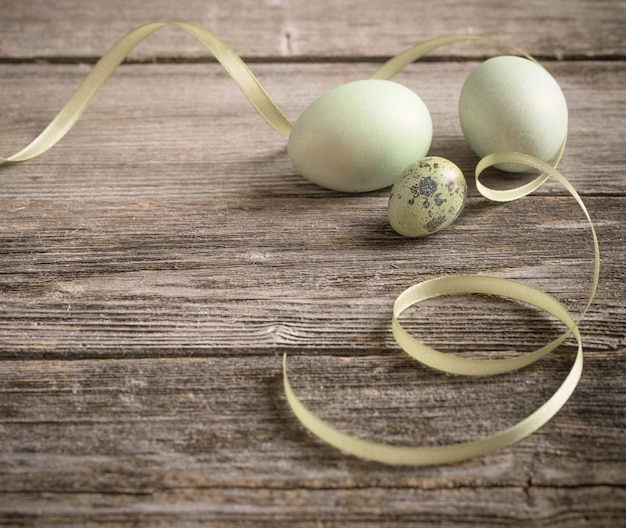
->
[1,62,624,195]
[0,0,624,60]
[0,0,625,526]
[1,354,625,526]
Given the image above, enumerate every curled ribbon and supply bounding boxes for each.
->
[284,152,599,465]
[0,24,599,464]
[285,277,584,465]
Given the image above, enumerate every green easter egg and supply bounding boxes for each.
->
[288,80,433,192]
[459,56,568,172]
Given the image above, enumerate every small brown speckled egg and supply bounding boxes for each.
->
[388,156,467,237]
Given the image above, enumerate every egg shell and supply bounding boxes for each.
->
[458,55,568,172]
[388,156,467,237]
[288,80,432,192]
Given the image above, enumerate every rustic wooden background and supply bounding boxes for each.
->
[1,0,625,526]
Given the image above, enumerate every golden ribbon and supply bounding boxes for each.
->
[0,23,599,464]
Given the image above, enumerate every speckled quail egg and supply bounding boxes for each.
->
[388,157,467,237]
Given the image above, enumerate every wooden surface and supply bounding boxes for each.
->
[1,0,625,526]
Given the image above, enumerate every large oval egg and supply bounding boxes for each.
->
[288,80,432,192]
[459,55,568,172]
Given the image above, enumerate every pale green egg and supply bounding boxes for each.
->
[388,157,467,237]
[459,56,568,172]
[288,80,432,192]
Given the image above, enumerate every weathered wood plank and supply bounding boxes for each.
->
[1,1,624,525]
[1,62,625,195]
[0,355,624,526]
[1,61,623,360]
[2,487,625,527]
[0,0,624,60]
[1,486,623,527]
[0,194,622,359]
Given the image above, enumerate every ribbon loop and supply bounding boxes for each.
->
[284,276,583,466]
[392,275,570,377]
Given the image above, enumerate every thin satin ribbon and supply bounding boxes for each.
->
[0,24,599,464]
[283,151,599,465]
[369,34,539,80]
[283,38,599,464]
[285,277,584,465]
[0,21,292,164]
